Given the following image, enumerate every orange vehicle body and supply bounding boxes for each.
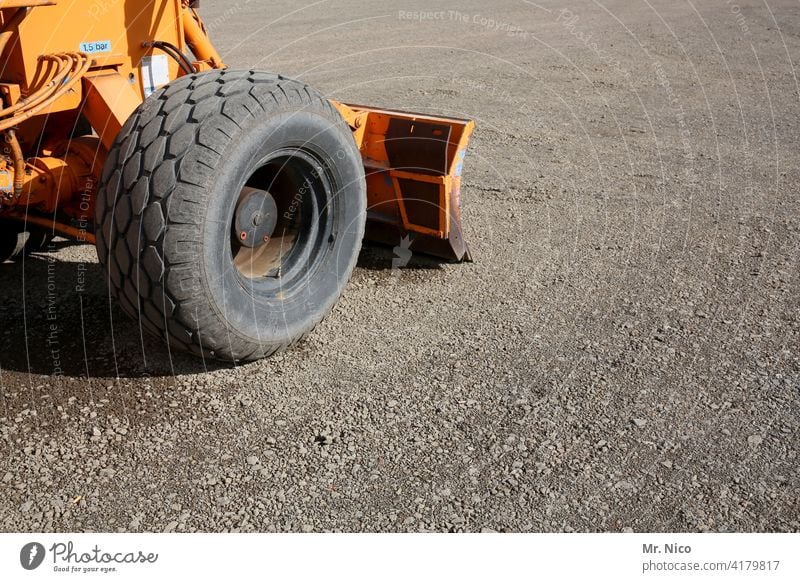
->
[0,0,474,260]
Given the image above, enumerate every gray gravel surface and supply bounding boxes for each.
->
[1,0,798,532]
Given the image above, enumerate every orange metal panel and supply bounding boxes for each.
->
[1,0,185,105]
[334,103,474,260]
[182,5,224,68]
[335,102,474,248]
[82,72,142,150]
[0,1,56,7]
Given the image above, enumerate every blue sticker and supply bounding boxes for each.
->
[80,40,112,54]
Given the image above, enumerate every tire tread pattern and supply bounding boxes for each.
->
[96,70,359,362]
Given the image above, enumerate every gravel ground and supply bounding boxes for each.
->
[1,0,799,532]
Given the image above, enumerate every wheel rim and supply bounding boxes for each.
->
[230,149,333,293]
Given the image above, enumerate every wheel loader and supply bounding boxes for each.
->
[0,0,474,362]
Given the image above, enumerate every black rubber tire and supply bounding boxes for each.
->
[95,70,366,362]
[0,220,52,263]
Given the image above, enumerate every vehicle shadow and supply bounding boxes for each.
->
[356,241,444,271]
[0,252,224,379]
[0,242,441,380]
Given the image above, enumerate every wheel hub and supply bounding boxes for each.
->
[233,186,278,248]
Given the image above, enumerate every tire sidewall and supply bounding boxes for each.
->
[199,108,365,345]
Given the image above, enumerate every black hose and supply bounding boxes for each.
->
[142,41,196,75]
[147,41,196,75]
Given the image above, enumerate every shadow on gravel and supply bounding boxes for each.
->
[0,252,225,379]
[357,242,445,271]
[0,242,448,380]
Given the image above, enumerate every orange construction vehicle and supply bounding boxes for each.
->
[0,0,474,361]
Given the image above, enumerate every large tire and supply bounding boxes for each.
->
[95,70,366,362]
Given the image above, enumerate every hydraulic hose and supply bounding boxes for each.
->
[4,129,24,195]
[142,40,196,75]
[0,54,72,117]
[0,52,91,132]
